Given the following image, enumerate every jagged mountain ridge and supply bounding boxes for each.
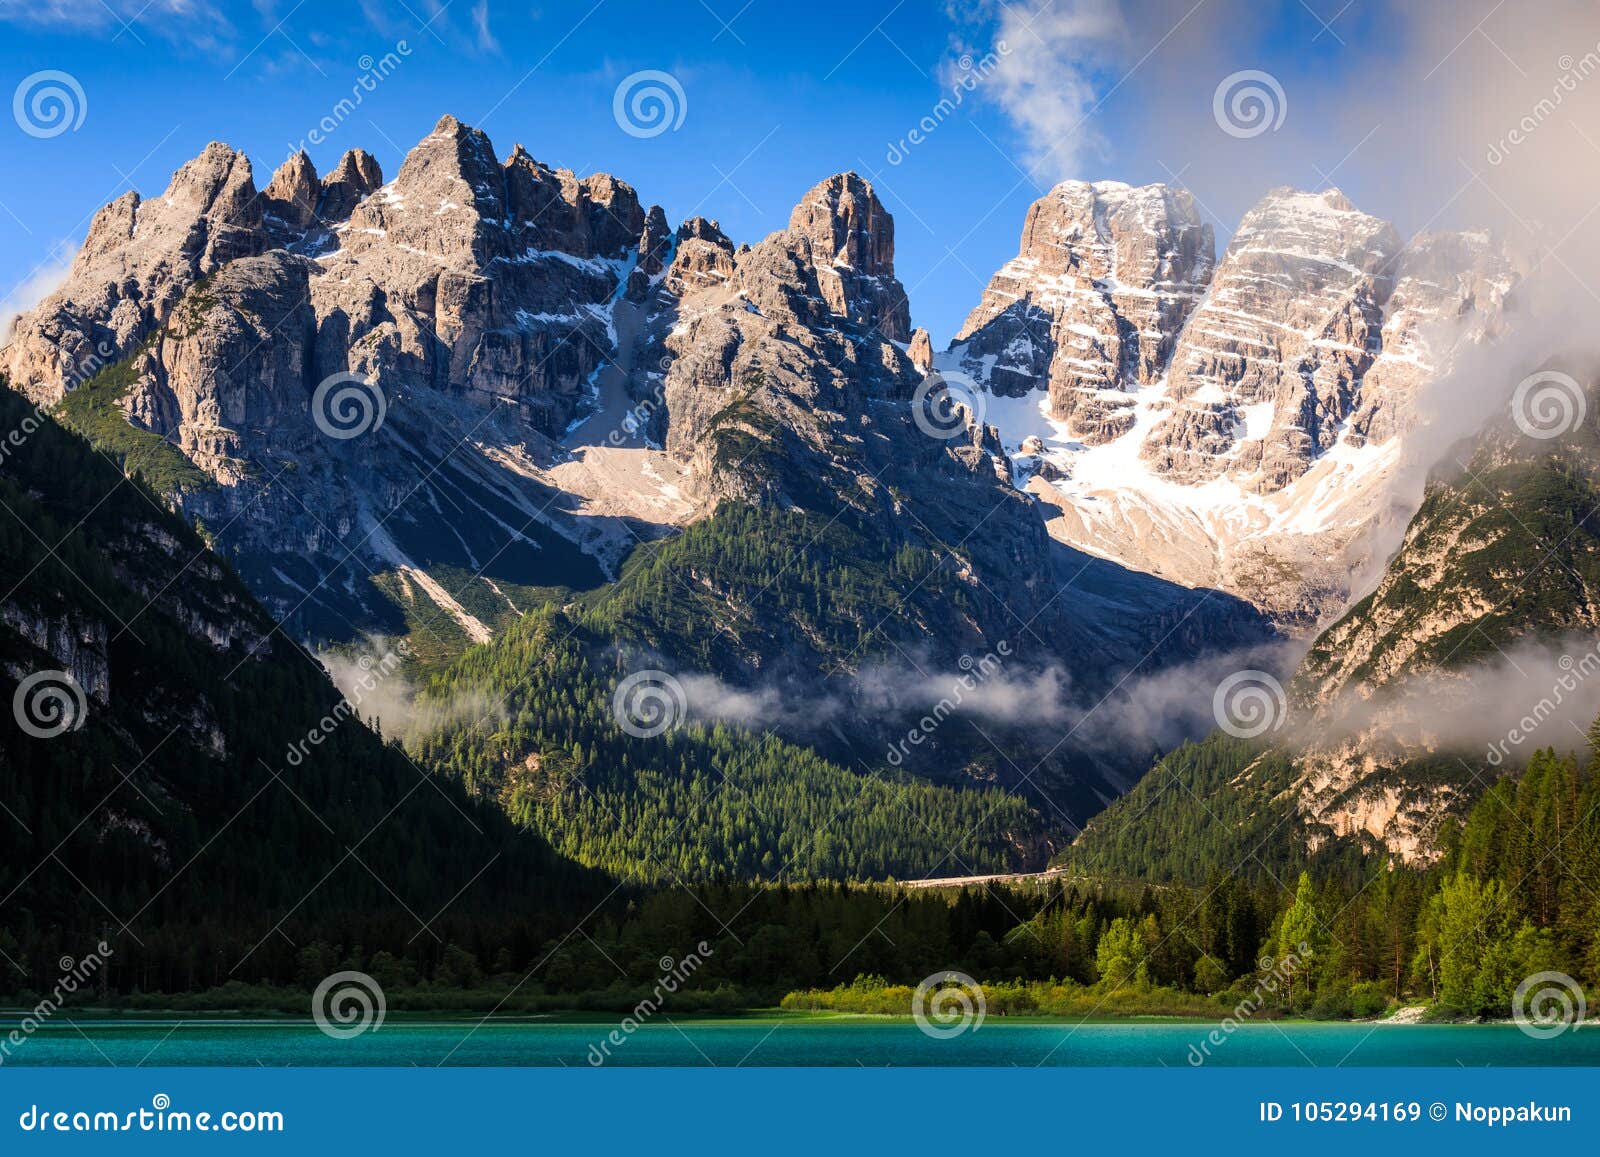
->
[4,114,1282,854]
[6,118,690,643]
[944,181,1518,626]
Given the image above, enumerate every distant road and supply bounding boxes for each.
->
[901,867,1082,889]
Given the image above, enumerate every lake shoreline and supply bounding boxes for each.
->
[0,1018,1585,1068]
[5,1007,1487,1028]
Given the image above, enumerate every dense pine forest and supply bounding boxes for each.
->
[410,606,1050,882]
[6,743,1595,1019]
[0,386,609,994]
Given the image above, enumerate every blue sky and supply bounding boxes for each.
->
[0,1,1520,345]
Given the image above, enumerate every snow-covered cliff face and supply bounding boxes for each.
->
[949,180,1213,445]
[945,183,1518,627]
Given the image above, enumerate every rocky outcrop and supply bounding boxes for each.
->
[1279,379,1600,860]
[4,141,267,403]
[655,177,923,483]
[664,216,737,294]
[262,148,385,249]
[951,184,1517,629]
[1348,229,1517,447]
[950,180,1213,443]
[318,148,384,222]
[785,173,911,341]
[4,117,679,638]
[263,151,321,243]
[1142,188,1401,490]
[0,605,111,707]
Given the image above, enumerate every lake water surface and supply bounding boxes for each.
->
[4,1019,1596,1066]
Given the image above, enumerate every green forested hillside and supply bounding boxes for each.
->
[1054,734,1312,882]
[790,746,1600,1020]
[578,500,980,678]
[0,384,610,992]
[411,606,1051,882]
[1301,416,1600,702]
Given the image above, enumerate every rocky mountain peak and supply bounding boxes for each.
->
[319,148,383,221]
[4,139,267,402]
[391,112,506,222]
[948,178,1213,442]
[664,215,736,294]
[157,141,266,264]
[785,172,910,340]
[328,146,382,188]
[1140,184,1403,491]
[946,180,1516,630]
[263,150,320,239]
[788,172,891,270]
[262,148,382,248]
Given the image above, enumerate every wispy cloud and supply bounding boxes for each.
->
[1,241,75,343]
[0,0,235,42]
[471,0,499,53]
[953,0,1131,183]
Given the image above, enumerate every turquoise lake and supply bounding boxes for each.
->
[3,1020,1596,1066]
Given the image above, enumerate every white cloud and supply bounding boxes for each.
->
[1,243,75,344]
[969,0,1131,183]
[471,0,500,53]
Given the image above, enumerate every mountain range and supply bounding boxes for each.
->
[2,113,1583,890]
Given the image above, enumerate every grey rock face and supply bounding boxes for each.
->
[1141,188,1401,491]
[4,117,670,638]
[952,180,1214,443]
[1347,229,1518,447]
[262,148,386,249]
[785,173,911,341]
[5,141,266,403]
[663,216,737,295]
[961,183,1517,629]
[318,148,384,223]
[263,151,321,243]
